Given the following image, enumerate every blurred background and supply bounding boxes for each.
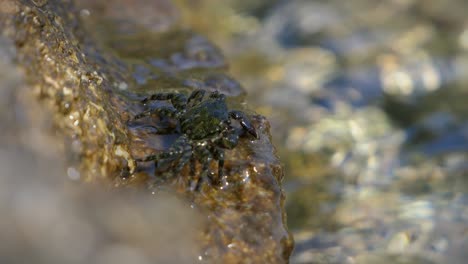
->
[2,0,468,263]
[176,0,468,263]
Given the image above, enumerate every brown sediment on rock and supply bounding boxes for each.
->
[2,0,293,263]
[2,0,135,182]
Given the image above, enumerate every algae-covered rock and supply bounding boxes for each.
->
[1,0,293,263]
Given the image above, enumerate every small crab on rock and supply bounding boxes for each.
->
[133,89,258,190]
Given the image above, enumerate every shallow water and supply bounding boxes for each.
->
[180,0,468,263]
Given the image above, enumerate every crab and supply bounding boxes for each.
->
[133,89,258,190]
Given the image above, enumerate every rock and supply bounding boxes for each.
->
[1,0,293,263]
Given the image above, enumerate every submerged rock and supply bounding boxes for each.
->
[1,0,293,263]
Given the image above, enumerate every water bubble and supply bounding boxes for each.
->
[67,167,80,181]
[80,9,91,17]
[118,82,128,91]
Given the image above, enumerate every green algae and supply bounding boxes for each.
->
[2,0,293,263]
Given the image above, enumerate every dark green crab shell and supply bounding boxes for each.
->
[180,97,230,140]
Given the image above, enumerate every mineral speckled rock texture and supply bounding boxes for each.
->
[1,0,293,263]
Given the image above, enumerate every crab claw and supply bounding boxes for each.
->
[241,121,258,139]
[229,110,259,139]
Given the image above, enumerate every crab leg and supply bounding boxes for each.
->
[173,144,193,175]
[212,147,225,181]
[133,106,178,120]
[187,89,206,107]
[141,93,188,111]
[191,146,214,191]
[209,91,225,100]
[134,135,189,162]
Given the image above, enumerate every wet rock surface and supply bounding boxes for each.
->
[1,0,292,263]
